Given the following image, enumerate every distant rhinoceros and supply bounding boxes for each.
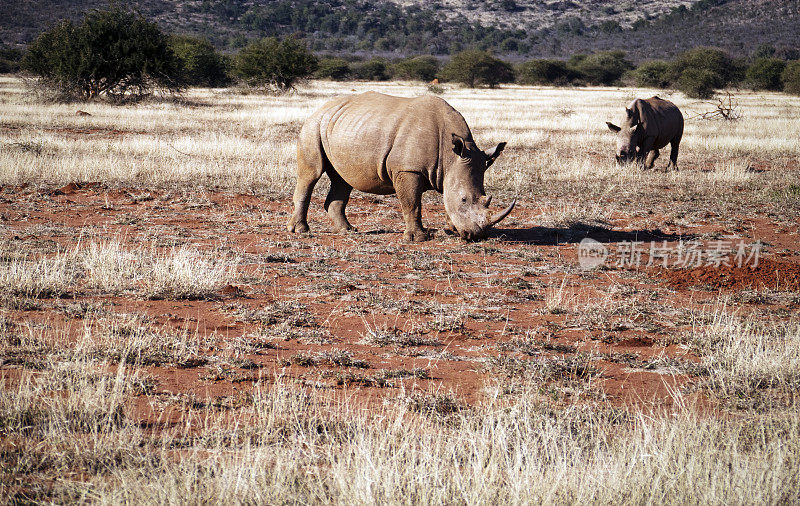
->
[287,92,515,241]
[606,96,684,170]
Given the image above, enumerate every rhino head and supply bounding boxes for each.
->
[443,134,515,241]
[606,107,643,164]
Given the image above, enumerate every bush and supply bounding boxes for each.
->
[392,56,439,82]
[783,61,800,95]
[517,59,574,85]
[567,51,632,85]
[0,46,23,74]
[746,58,787,91]
[22,8,180,100]
[630,60,672,88]
[234,37,317,91]
[314,58,352,80]
[169,35,230,87]
[676,67,718,99]
[668,47,741,90]
[440,49,514,88]
[352,58,390,81]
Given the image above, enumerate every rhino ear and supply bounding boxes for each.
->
[606,122,621,132]
[452,133,467,158]
[484,142,506,169]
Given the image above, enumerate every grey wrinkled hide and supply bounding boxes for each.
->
[287,92,513,241]
[606,96,684,170]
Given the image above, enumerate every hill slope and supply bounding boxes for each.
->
[2,0,798,59]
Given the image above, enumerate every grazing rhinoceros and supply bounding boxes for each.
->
[287,92,515,241]
[606,96,684,170]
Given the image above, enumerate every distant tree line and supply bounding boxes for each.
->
[12,7,800,102]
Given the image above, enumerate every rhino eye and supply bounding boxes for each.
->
[461,196,467,203]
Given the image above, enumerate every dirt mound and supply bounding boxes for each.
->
[657,257,800,291]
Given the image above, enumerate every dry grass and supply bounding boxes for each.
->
[2,78,799,205]
[3,363,798,504]
[0,239,239,301]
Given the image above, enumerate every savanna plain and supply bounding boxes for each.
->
[1,76,800,503]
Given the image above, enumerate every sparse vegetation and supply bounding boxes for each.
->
[1,77,800,503]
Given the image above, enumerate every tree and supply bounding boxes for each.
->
[782,60,800,95]
[567,51,632,85]
[169,35,230,87]
[746,58,786,91]
[22,8,180,100]
[440,49,514,88]
[630,60,672,88]
[234,37,317,91]
[392,56,439,81]
[517,59,575,85]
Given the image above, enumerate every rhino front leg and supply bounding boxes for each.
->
[324,169,356,233]
[395,172,429,242]
[645,149,660,170]
[638,137,656,170]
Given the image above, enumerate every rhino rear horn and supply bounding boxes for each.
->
[606,122,621,132]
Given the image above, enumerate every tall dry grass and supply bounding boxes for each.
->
[1,77,799,199]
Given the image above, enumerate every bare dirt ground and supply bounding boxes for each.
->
[2,176,797,416]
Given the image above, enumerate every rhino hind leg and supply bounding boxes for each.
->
[395,172,430,242]
[324,169,356,233]
[666,139,680,171]
[288,139,326,233]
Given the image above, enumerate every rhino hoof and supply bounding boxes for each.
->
[288,220,310,233]
[403,229,430,242]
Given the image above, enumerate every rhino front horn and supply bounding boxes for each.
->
[489,199,516,227]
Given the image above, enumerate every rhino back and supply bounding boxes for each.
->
[308,92,470,194]
[635,97,684,149]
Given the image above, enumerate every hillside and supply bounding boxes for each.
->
[2,0,799,59]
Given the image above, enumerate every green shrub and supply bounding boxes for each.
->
[567,51,632,85]
[782,60,800,95]
[676,67,718,98]
[169,35,230,87]
[22,8,180,100]
[352,58,390,81]
[630,60,672,88]
[517,59,574,85]
[0,46,23,74]
[440,49,514,88]
[392,56,439,82]
[314,58,352,80]
[234,37,317,91]
[668,47,741,90]
[745,58,786,91]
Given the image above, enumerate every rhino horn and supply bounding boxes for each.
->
[481,195,492,208]
[488,199,516,227]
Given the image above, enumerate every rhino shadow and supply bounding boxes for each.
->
[491,222,690,246]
